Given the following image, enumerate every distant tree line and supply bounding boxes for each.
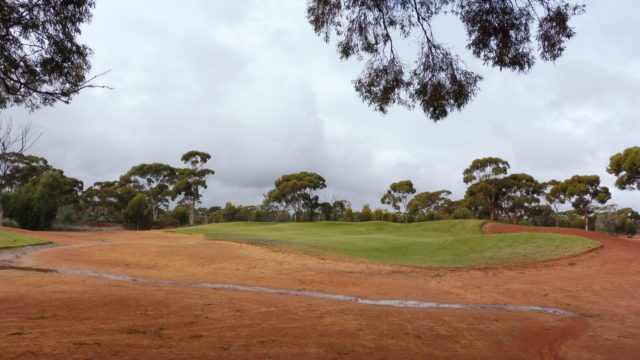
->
[3,129,640,237]
[206,150,640,238]
[0,140,214,230]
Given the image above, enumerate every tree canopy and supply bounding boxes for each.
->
[307,0,584,120]
[408,190,451,218]
[551,175,611,231]
[463,157,509,221]
[6,168,82,230]
[499,173,540,224]
[267,171,327,222]
[381,180,416,223]
[0,0,102,110]
[173,151,214,226]
[607,147,640,191]
[121,163,177,221]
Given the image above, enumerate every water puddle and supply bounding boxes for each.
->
[2,265,581,318]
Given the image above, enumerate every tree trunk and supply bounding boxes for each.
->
[0,200,4,227]
[584,212,589,231]
[188,198,196,226]
[189,206,195,226]
[151,199,158,222]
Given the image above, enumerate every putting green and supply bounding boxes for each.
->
[173,220,600,267]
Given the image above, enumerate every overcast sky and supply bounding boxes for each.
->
[4,0,640,211]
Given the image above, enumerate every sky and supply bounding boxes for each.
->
[4,0,640,211]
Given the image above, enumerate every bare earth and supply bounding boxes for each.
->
[1,224,639,360]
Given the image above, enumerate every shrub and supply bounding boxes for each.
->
[122,194,152,230]
[451,207,473,220]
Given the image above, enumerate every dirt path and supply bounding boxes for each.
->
[1,225,639,359]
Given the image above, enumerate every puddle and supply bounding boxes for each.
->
[0,244,59,265]
[2,266,581,318]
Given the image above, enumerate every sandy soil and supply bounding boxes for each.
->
[1,224,639,359]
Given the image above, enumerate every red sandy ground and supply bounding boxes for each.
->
[1,224,639,360]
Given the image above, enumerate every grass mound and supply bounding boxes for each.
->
[0,230,50,249]
[173,220,600,267]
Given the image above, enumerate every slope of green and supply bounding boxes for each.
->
[173,220,600,267]
[0,230,50,249]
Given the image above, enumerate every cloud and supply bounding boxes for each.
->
[3,0,640,212]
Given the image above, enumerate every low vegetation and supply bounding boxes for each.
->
[0,230,49,249]
[173,220,600,267]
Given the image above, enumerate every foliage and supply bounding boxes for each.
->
[380,180,416,223]
[122,193,152,230]
[0,119,42,224]
[408,190,452,218]
[551,175,611,231]
[6,169,82,230]
[0,0,100,110]
[155,215,180,228]
[607,147,640,191]
[82,180,136,223]
[358,204,372,222]
[266,171,327,222]
[595,208,638,237]
[173,151,214,226]
[463,157,510,221]
[307,0,583,120]
[542,179,562,226]
[171,206,189,226]
[498,173,540,224]
[174,220,599,267]
[121,163,177,221]
[451,206,473,220]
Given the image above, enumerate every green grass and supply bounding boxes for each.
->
[172,220,600,267]
[0,230,50,249]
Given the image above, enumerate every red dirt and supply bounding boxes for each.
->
[1,224,639,359]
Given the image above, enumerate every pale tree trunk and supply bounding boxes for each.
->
[584,211,589,231]
[150,196,158,222]
[189,198,196,226]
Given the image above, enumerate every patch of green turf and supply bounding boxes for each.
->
[0,230,50,249]
[172,220,600,267]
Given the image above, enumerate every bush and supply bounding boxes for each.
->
[6,182,57,230]
[596,213,638,236]
[2,218,19,228]
[122,194,152,230]
[172,206,189,226]
[451,207,473,220]
[155,216,180,227]
[56,205,82,225]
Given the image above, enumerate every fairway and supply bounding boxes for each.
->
[0,229,50,249]
[173,220,600,266]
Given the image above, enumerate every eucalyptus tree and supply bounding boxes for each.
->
[0,118,41,224]
[551,175,611,231]
[381,180,416,223]
[6,168,82,230]
[463,157,510,221]
[498,173,540,224]
[307,0,584,120]
[408,190,452,219]
[121,163,178,222]
[122,193,152,230]
[607,147,640,192]
[542,179,563,226]
[0,0,104,110]
[267,171,327,222]
[173,151,215,226]
[82,180,137,222]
